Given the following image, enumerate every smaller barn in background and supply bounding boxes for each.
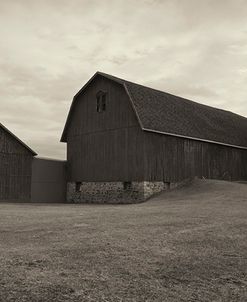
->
[0,123,37,202]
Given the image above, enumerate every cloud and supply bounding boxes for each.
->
[0,0,246,159]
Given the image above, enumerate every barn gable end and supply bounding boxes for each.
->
[63,74,145,185]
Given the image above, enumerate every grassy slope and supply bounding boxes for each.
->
[0,179,247,302]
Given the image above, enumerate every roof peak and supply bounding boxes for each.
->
[0,123,37,155]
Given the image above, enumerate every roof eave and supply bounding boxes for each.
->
[143,127,247,150]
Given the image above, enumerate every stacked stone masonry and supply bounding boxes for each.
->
[67,179,192,203]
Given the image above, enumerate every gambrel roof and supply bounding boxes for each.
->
[61,71,247,149]
[0,123,37,155]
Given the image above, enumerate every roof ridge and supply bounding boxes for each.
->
[97,71,246,120]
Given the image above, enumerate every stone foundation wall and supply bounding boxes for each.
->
[143,181,170,199]
[67,181,145,204]
[66,179,192,204]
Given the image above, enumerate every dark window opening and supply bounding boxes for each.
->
[163,182,170,190]
[101,94,106,111]
[96,96,101,112]
[75,181,81,192]
[96,91,107,112]
[123,181,132,190]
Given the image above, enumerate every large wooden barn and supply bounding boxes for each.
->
[61,72,247,203]
[0,123,37,202]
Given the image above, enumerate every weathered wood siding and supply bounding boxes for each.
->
[67,76,145,181]
[66,75,247,183]
[0,127,33,201]
[143,132,247,182]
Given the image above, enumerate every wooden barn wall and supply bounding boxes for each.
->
[143,132,247,182]
[67,76,145,181]
[0,127,33,202]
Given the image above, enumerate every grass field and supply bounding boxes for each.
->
[0,179,247,302]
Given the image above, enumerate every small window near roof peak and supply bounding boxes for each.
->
[96,91,107,112]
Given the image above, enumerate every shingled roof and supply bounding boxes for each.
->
[0,123,37,155]
[61,71,247,149]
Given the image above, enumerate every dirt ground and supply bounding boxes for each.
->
[0,179,247,302]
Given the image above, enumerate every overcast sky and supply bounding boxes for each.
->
[0,0,246,159]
